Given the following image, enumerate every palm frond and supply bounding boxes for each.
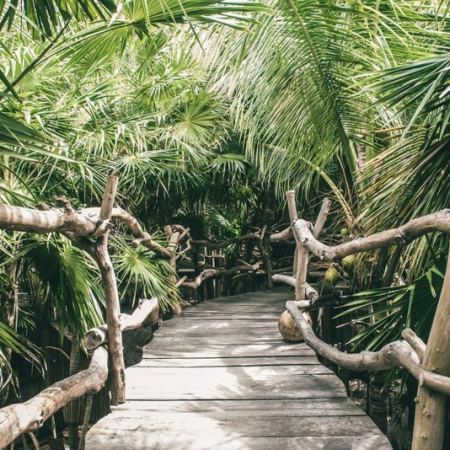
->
[337,263,445,351]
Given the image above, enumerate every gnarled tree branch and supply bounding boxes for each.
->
[182,262,262,290]
[293,209,450,261]
[0,347,108,450]
[285,301,450,398]
[82,207,173,260]
[272,275,319,301]
[0,204,99,235]
[402,328,426,363]
[93,174,124,406]
[286,301,421,374]
[270,226,292,242]
[83,298,159,351]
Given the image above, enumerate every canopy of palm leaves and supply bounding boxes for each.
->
[0,0,448,412]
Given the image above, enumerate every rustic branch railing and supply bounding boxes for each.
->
[276,189,450,450]
[177,227,272,294]
[0,347,108,450]
[0,297,157,449]
[293,210,450,260]
[2,178,450,450]
[0,173,176,448]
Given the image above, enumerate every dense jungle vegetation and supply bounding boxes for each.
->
[0,1,449,449]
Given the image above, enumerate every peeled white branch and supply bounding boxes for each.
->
[82,207,173,260]
[182,269,217,289]
[285,301,450,398]
[420,370,450,397]
[0,347,108,450]
[272,275,319,301]
[182,262,262,289]
[83,298,159,351]
[175,276,188,287]
[0,204,99,235]
[94,175,124,406]
[270,227,292,242]
[402,328,426,362]
[291,300,312,308]
[272,273,296,287]
[313,198,331,238]
[293,209,450,260]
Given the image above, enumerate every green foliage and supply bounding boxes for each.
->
[337,264,445,351]
[200,0,450,358]
[0,321,45,391]
[114,238,180,312]
[20,236,104,340]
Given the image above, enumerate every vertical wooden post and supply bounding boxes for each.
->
[286,191,308,300]
[313,198,331,238]
[258,225,273,289]
[94,174,126,405]
[286,190,298,222]
[411,245,450,450]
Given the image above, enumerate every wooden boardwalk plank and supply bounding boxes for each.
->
[138,356,322,367]
[86,288,392,449]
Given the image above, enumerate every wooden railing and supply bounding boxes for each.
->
[1,180,449,450]
[0,174,171,448]
[0,176,275,448]
[273,190,450,450]
[0,299,159,449]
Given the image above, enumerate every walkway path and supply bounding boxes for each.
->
[86,289,391,449]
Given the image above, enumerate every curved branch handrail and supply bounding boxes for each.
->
[0,347,108,449]
[272,275,319,301]
[181,262,262,289]
[285,301,450,397]
[0,298,158,449]
[293,209,450,261]
[81,207,175,260]
[83,298,159,351]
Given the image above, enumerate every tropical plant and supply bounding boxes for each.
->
[199,0,450,354]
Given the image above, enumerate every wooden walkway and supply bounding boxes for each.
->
[86,289,392,449]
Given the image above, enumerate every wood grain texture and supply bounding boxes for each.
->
[86,289,391,449]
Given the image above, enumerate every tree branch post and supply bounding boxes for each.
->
[286,191,308,300]
[93,173,125,406]
[412,244,450,450]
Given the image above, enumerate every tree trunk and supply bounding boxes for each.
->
[94,238,125,405]
[94,174,125,406]
[411,245,450,450]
